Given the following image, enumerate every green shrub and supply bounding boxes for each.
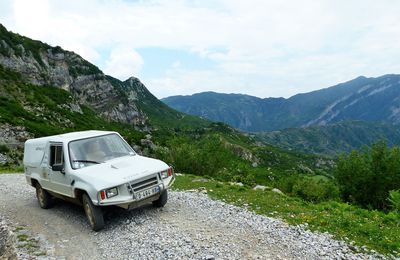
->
[293,178,339,202]
[159,134,237,178]
[388,190,400,213]
[229,166,257,186]
[0,144,10,153]
[335,141,400,210]
[279,175,339,202]
[155,133,265,185]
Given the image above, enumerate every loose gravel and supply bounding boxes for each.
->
[0,215,16,259]
[0,174,389,259]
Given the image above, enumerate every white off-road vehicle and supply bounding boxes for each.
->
[23,130,175,231]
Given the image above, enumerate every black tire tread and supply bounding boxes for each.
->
[82,194,104,231]
[153,190,168,208]
[35,183,54,209]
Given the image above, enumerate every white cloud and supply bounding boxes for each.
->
[1,0,400,98]
[172,61,181,68]
[103,46,144,80]
[13,0,50,38]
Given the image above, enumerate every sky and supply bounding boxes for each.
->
[1,0,400,99]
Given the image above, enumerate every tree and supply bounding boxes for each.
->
[335,141,400,210]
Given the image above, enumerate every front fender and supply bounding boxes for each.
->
[73,181,99,205]
[164,174,176,189]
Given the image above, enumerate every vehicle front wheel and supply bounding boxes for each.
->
[35,183,54,209]
[153,190,168,207]
[82,194,104,231]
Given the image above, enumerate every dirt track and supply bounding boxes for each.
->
[0,174,382,260]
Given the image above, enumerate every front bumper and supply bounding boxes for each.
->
[96,173,175,208]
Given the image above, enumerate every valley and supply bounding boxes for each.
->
[162,82,400,155]
[254,121,400,155]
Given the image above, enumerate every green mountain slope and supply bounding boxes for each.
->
[255,121,400,155]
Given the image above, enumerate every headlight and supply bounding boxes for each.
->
[161,167,173,179]
[160,167,173,179]
[106,187,118,198]
[160,170,168,179]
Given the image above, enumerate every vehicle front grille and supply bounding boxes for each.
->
[127,175,158,194]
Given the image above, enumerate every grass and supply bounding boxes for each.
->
[0,166,23,174]
[14,226,24,232]
[172,174,400,257]
[17,234,29,242]
[13,226,46,256]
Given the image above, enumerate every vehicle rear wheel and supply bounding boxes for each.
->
[35,183,54,209]
[152,190,168,207]
[82,194,104,231]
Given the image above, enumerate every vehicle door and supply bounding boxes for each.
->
[47,142,73,197]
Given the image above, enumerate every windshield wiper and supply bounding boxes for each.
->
[72,159,101,164]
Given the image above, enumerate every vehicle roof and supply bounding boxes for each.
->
[26,130,118,144]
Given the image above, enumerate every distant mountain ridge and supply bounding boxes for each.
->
[162,75,400,132]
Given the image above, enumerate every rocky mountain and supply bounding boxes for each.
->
[0,24,202,130]
[162,75,400,132]
[255,121,400,155]
[0,23,207,166]
[0,25,145,127]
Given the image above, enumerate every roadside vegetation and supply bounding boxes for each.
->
[335,141,400,211]
[156,128,399,256]
[158,132,400,257]
[173,174,400,257]
[0,166,23,174]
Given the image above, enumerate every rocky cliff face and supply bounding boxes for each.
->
[0,124,31,166]
[0,24,147,128]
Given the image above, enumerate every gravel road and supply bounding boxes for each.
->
[0,174,386,259]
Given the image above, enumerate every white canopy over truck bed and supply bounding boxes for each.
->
[23,137,50,168]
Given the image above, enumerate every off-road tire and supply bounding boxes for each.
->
[35,183,54,209]
[153,190,168,207]
[82,194,104,231]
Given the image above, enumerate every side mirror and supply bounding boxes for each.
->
[52,164,65,174]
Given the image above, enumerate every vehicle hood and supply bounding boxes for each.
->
[72,155,169,189]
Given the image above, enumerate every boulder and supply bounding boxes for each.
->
[272,188,284,195]
[192,178,209,183]
[253,185,267,191]
[229,182,244,187]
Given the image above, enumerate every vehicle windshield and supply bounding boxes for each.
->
[69,134,135,169]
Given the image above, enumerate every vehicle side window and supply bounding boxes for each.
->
[50,145,64,166]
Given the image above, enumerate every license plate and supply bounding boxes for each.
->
[134,186,160,200]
